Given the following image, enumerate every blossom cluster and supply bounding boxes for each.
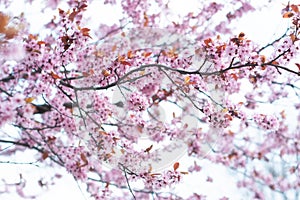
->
[1,1,300,200]
[253,114,279,131]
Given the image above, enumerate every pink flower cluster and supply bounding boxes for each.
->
[253,114,279,131]
[58,146,90,180]
[203,103,232,129]
[127,92,149,112]
[138,170,182,190]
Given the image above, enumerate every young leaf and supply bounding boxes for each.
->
[184,76,190,84]
[283,12,294,18]
[42,151,49,160]
[50,71,61,79]
[143,12,149,27]
[80,153,88,167]
[0,12,9,33]
[127,50,134,58]
[231,73,238,81]
[81,27,92,38]
[142,52,152,58]
[144,144,153,153]
[295,63,300,71]
[238,32,245,39]
[25,97,35,103]
[120,60,131,66]
[291,4,299,13]
[173,162,180,171]
[204,38,213,46]
[102,69,110,77]
[69,9,79,22]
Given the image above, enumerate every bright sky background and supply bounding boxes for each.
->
[0,1,293,200]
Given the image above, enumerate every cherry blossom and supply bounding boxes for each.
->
[1,1,300,200]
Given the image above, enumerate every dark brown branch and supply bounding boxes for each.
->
[0,74,15,82]
[0,139,64,166]
[0,87,12,97]
[0,160,40,167]
[258,29,289,53]
[119,163,136,200]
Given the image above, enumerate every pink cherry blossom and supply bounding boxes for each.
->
[1,1,300,200]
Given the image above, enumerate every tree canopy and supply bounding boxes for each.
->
[0,0,300,199]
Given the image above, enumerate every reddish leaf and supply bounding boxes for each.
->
[25,97,35,103]
[50,71,61,79]
[144,144,153,153]
[228,130,234,136]
[291,4,299,13]
[137,125,143,133]
[61,35,71,50]
[289,166,296,174]
[58,8,65,15]
[228,151,238,160]
[79,4,88,11]
[102,69,110,77]
[271,61,279,65]
[111,44,117,52]
[280,110,286,119]
[269,184,275,190]
[82,71,90,77]
[69,9,79,22]
[127,50,134,58]
[4,27,18,39]
[143,12,149,27]
[89,68,95,75]
[225,113,233,121]
[283,12,294,18]
[142,52,152,58]
[79,153,88,167]
[80,153,88,164]
[81,27,92,38]
[238,32,245,39]
[148,165,152,172]
[150,173,161,177]
[216,44,226,53]
[172,21,178,26]
[295,63,300,71]
[173,162,179,171]
[0,12,9,33]
[260,55,266,63]
[230,37,239,45]
[290,34,297,42]
[28,34,38,40]
[0,13,19,39]
[120,60,131,66]
[204,38,213,46]
[99,131,108,135]
[47,136,56,142]
[231,73,238,81]
[42,151,49,160]
[37,41,46,46]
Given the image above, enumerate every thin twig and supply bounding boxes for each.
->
[119,163,136,200]
[0,160,40,167]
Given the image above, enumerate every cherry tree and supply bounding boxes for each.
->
[0,0,300,199]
